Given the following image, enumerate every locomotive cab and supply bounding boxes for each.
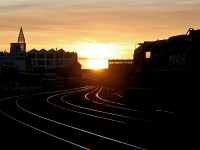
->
[130,28,200,89]
[131,40,168,88]
[125,28,200,116]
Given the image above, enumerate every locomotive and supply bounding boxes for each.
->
[125,28,200,115]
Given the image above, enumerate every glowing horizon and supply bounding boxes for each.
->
[1,0,200,69]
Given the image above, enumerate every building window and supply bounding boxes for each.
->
[37,54,45,58]
[28,54,35,58]
[37,61,45,65]
[56,54,63,58]
[46,60,54,65]
[46,54,54,58]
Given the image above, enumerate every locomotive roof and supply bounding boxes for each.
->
[135,40,166,52]
[134,28,200,54]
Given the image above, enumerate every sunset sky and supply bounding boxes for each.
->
[0,0,200,69]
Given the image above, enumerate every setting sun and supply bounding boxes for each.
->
[77,41,120,69]
[81,43,109,70]
[87,59,108,70]
[79,42,112,59]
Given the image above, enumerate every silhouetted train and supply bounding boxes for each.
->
[125,28,200,114]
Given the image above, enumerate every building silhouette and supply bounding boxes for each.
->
[0,27,27,73]
[18,27,26,52]
[0,27,81,78]
[27,48,80,78]
[10,27,26,53]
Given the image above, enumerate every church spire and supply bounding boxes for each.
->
[18,27,26,52]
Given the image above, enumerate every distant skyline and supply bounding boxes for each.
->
[1,0,200,69]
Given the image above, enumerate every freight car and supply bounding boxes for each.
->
[125,28,200,115]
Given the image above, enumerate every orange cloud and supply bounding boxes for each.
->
[0,0,200,61]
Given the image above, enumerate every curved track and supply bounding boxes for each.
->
[1,86,200,149]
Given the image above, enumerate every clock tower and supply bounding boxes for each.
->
[18,27,26,52]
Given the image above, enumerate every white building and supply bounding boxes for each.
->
[26,48,80,78]
[27,48,78,69]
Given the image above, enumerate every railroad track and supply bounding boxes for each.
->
[1,86,200,149]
